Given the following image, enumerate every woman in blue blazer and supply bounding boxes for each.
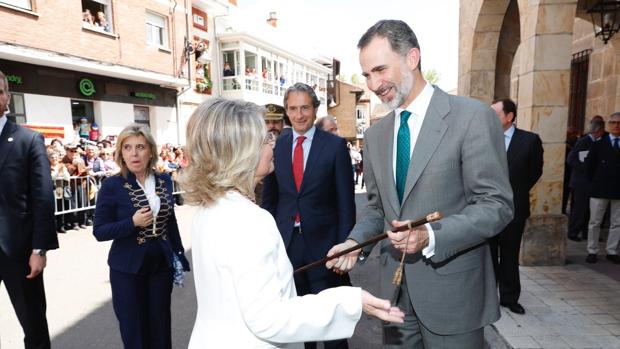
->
[93,124,189,349]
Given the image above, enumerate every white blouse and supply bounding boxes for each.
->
[188,191,362,349]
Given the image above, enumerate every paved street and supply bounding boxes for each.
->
[2,191,620,348]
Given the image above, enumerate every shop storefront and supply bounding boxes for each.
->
[1,59,179,145]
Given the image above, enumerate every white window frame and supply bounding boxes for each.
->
[146,11,169,48]
[82,0,114,33]
[0,0,32,10]
[8,92,27,124]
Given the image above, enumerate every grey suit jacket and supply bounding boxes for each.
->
[350,87,513,335]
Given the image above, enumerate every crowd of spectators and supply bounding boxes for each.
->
[45,135,186,234]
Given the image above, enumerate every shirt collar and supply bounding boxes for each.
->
[395,81,434,118]
[504,124,516,138]
[0,114,7,135]
[293,125,316,143]
[610,133,620,142]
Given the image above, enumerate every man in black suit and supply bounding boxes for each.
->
[0,70,58,349]
[566,117,606,241]
[262,83,355,349]
[490,98,544,315]
[585,112,620,264]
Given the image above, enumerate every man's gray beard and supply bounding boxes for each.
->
[385,68,415,110]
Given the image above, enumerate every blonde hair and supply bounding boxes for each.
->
[180,98,266,206]
[114,123,158,178]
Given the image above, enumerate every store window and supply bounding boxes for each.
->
[71,100,95,140]
[0,0,32,10]
[146,11,168,47]
[7,93,26,124]
[81,0,113,33]
[134,106,150,127]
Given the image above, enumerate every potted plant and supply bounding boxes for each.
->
[203,65,213,94]
[196,78,208,93]
[194,63,213,94]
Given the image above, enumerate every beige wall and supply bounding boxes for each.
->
[0,1,187,76]
[571,18,620,121]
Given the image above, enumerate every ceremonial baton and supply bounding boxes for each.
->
[294,211,442,274]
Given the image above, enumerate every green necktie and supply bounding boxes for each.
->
[396,110,412,204]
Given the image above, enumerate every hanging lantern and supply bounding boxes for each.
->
[587,0,620,44]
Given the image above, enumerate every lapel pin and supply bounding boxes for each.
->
[7,137,13,142]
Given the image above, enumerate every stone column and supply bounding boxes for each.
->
[517,1,577,266]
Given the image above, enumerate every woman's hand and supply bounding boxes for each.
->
[132,207,153,228]
[361,290,405,323]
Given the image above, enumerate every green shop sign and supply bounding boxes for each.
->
[131,91,156,100]
[6,74,22,85]
[78,78,96,96]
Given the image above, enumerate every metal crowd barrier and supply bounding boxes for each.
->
[53,175,185,216]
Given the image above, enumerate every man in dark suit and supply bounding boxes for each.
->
[490,98,544,315]
[0,70,58,349]
[566,116,606,241]
[262,82,355,349]
[585,112,620,264]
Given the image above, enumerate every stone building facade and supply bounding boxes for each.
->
[459,0,620,264]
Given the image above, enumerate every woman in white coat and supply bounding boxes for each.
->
[182,98,404,348]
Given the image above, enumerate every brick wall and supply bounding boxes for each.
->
[0,0,188,76]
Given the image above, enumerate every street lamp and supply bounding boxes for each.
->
[587,0,620,44]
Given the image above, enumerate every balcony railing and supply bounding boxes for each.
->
[222,75,290,97]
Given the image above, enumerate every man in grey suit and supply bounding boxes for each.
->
[327,20,513,348]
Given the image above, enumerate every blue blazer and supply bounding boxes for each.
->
[93,172,189,274]
[262,128,355,261]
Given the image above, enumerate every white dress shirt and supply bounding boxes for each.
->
[291,126,316,227]
[391,82,436,257]
[135,174,161,218]
[291,125,316,170]
[0,114,7,134]
[189,192,362,348]
[504,124,515,151]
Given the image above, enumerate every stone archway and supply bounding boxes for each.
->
[494,0,520,100]
[461,0,581,264]
[458,0,511,103]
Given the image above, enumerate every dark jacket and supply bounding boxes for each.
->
[262,127,355,261]
[93,172,189,273]
[506,128,544,222]
[586,135,620,199]
[567,134,597,190]
[0,120,58,260]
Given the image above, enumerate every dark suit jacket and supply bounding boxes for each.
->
[586,135,620,199]
[506,128,544,222]
[93,172,189,274]
[262,127,355,261]
[567,134,596,190]
[0,120,58,261]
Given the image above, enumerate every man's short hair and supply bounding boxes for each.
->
[589,117,605,133]
[493,98,517,123]
[315,116,337,130]
[357,20,422,69]
[283,83,320,110]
